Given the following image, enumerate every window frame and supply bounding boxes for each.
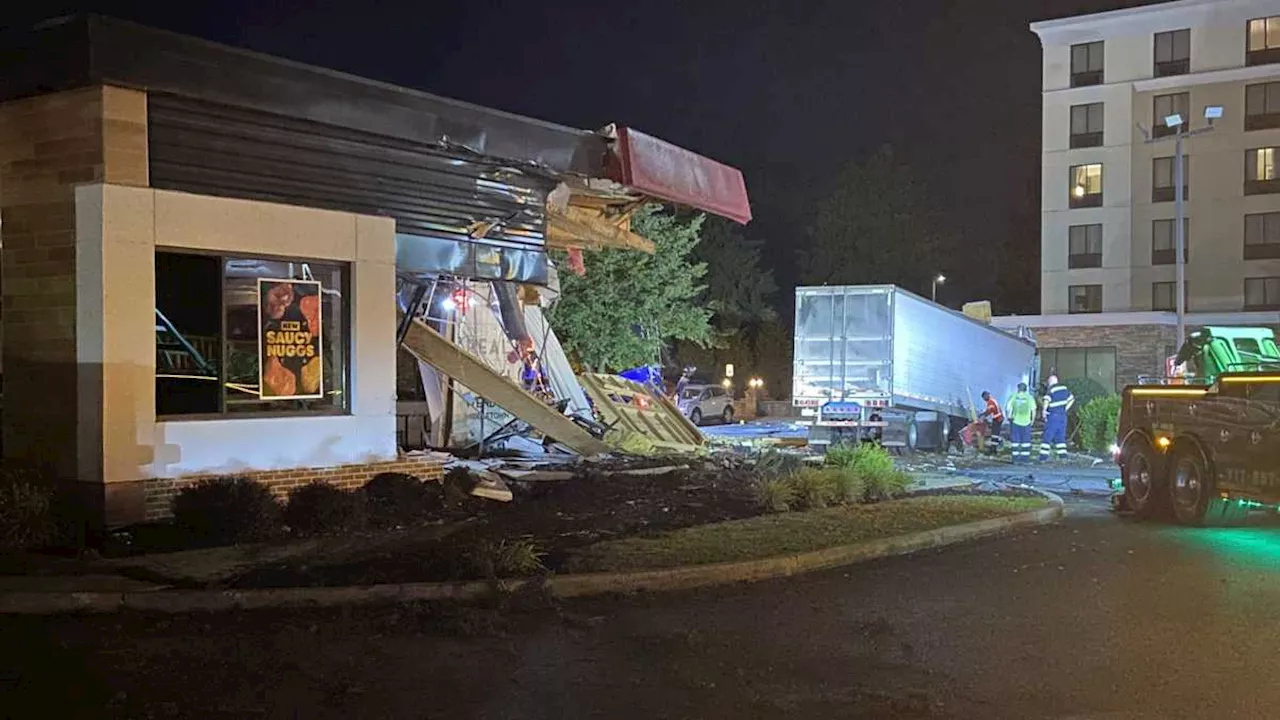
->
[1152,218,1190,265]
[1068,102,1105,148]
[1152,92,1190,139]
[155,247,354,421]
[1244,276,1280,310]
[1070,41,1105,87]
[1247,16,1280,66]
[1151,281,1185,312]
[1068,163,1104,208]
[1245,211,1280,259]
[1245,147,1280,194]
[1068,284,1103,314]
[1245,81,1280,130]
[1151,155,1188,202]
[1067,223,1103,268]
[1039,346,1119,392]
[1153,29,1191,77]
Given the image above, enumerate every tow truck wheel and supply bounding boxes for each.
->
[1122,442,1167,519]
[1167,446,1245,527]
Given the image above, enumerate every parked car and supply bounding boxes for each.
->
[677,383,734,425]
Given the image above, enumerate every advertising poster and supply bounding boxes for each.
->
[258,278,324,400]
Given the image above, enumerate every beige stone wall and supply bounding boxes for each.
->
[0,86,148,479]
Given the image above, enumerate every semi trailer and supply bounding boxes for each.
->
[791,285,1038,451]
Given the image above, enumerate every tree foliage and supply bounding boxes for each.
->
[695,216,777,328]
[799,145,940,291]
[548,205,712,372]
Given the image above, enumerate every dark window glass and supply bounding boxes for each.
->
[1245,212,1280,259]
[1245,82,1280,130]
[1068,224,1102,268]
[1152,218,1189,264]
[156,251,351,417]
[1069,103,1104,148]
[1071,41,1104,86]
[1152,281,1185,311]
[1154,29,1190,76]
[1068,284,1102,313]
[1039,346,1117,391]
[1152,93,1190,138]
[1152,155,1188,202]
[1245,277,1280,310]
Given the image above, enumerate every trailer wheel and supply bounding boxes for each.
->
[1122,441,1167,520]
[1167,444,1245,527]
[939,415,952,450]
[903,416,919,455]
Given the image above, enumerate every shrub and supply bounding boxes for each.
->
[861,467,913,502]
[468,537,545,579]
[822,442,861,469]
[1077,394,1122,453]
[171,477,280,545]
[0,467,57,551]
[831,466,865,505]
[791,467,839,510]
[283,482,367,536]
[1062,377,1109,418]
[363,472,438,526]
[753,476,797,513]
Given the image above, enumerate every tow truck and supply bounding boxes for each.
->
[1115,326,1280,526]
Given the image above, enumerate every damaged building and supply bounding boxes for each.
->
[0,15,751,527]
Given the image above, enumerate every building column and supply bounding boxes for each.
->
[0,86,148,526]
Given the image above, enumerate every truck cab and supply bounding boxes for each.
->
[1117,326,1280,525]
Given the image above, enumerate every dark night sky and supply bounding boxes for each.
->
[19,0,1166,310]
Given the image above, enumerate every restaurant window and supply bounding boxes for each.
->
[1069,103,1104,148]
[1068,284,1102,314]
[155,251,350,417]
[1152,281,1185,311]
[1245,82,1280,130]
[1244,276,1280,310]
[1070,41,1104,87]
[1247,16,1280,66]
[1245,147,1280,194]
[1069,163,1103,208]
[1152,92,1190,138]
[1245,211,1280,259]
[1152,218,1189,265]
[1067,224,1102,268]
[1152,155,1188,202]
[1040,346,1117,392]
[1154,29,1190,76]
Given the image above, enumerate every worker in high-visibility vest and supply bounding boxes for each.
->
[1040,374,1075,462]
[1005,382,1037,463]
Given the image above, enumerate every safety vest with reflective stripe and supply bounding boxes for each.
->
[1044,384,1074,417]
[1007,391,1036,426]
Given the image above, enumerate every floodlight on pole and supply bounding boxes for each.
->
[1164,113,1184,129]
[932,274,946,303]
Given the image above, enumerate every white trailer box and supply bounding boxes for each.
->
[792,285,1037,449]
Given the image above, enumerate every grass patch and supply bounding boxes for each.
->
[565,495,1049,573]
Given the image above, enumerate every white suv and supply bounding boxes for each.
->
[677,384,734,425]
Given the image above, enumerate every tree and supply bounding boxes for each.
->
[695,216,777,328]
[547,205,712,372]
[799,145,940,292]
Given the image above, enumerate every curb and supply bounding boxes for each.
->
[0,491,1064,615]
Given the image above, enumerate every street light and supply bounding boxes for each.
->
[932,274,946,303]
[1141,104,1221,348]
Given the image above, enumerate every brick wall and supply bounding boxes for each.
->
[143,454,449,521]
[0,85,148,476]
[1031,323,1177,389]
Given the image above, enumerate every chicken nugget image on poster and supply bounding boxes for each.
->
[258,278,324,399]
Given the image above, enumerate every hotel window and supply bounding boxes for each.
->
[1152,281,1185,312]
[1067,224,1102,268]
[1152,92,1190,138]
[1245,82,1280,130]
[1246,147,1280,194]
[1069,163,1103,208]
[1245,212,1280,259]
[1244,276,1280,310]
[1247,16,1280,66]
[1040,347,1117,392]
[1153,29,1190,76]
[155,251,351,417]
[1152,218,1189,265]
[1069,103,1104,148]
[1152,156,1188,202]
[1068,284,1102,314]
[1070,41,1104,87]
